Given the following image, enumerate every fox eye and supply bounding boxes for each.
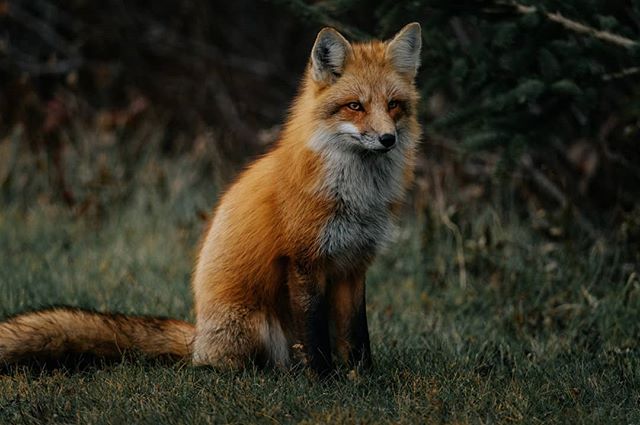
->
[388,100,399,110]
[347,102,364,111]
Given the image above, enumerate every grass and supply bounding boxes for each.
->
[0,150,639,424]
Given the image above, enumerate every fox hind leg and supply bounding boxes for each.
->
[192,307,290,369]
[192,306,261,369]
[256,313,290,368]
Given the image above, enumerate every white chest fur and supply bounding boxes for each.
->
[315,146,407,267]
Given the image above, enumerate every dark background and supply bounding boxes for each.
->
[1,0,639,238]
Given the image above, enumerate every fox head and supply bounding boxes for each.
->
[302,23,422,155]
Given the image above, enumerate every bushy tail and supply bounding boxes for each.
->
[0,307,194,367]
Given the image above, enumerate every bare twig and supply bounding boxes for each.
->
[8,1,79,57]
[503,1,638,48]
[598,116,640,179]
[8,58,82,75]
[139,15,277,78]
[430,166,467,288]
[450,17,472,50]
[205,72,259,159]
[521,154,598,239]
[29,0,82,31]
[441,211,468,289]
[602,66,640,81]
[0,126,22,187]
[275,0,368,39]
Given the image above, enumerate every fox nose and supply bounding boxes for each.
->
[379,133,396,148]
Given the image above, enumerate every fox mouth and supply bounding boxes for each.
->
[345,134,394,154]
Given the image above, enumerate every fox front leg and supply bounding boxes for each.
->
[287,263,334,377]
[329,275,372,370]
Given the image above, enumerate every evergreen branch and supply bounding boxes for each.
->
[272,0,369,39]
[504,1,638,48]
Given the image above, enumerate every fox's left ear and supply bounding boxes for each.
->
[386,22,422,78]
[311,27,352,84]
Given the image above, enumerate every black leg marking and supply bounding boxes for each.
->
[288,264,334,377]
[348,298,372,370]
[305,292,333,376]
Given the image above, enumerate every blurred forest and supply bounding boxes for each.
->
[0,0,639,241]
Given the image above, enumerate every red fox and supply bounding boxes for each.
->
[0,23,422,376]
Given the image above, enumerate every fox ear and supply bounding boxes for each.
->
[386,22,422,78]
[310,27,352,84]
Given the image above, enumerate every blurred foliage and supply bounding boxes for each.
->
[0,0,317,163]
[0,0,639,232]
[277,0,640,221]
